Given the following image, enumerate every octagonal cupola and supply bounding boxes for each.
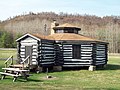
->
[52,23,81,34]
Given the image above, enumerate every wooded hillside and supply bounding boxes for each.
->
[0,12,120,53]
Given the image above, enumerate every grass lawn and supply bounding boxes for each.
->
[0,49,17,59]
[0,49,120,90]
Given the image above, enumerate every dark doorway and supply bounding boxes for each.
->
[25,46,33,64]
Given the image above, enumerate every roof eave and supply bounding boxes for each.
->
[55,40,108,44]
[16,33,40,42]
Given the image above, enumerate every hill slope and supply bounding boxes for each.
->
[0,12,120,53]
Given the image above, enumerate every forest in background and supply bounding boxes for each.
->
[0,12,120,53]
[0,31,21,48]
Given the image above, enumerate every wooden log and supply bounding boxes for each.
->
[63,64,90,67]
[81,49,92,51]
[41,62,54,65]
[64,59,91,62]
[81,44,93,47]
[81,57,92,59]
[64,62,91,65]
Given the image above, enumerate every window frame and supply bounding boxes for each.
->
[72,45,81,59]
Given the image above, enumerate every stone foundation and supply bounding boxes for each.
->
[88,66,96,71]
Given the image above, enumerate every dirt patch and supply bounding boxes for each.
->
[42,76,58,80]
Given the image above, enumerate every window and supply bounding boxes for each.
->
[64,29,73,33]
[73,45,81,59]
[74,30,78,34]
[56,30,64,33]
[64,29,78,34]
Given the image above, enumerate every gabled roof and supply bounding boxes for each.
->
[16,33,40,41]
[16,33,53,42]
[53,23,81,30]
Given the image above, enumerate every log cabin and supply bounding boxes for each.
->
[16,22,108,72]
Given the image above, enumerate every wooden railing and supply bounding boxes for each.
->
[21,55,30,70]
[4,56,13,68]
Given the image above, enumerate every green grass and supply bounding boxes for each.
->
[0,49,17,59]
[0,49,120,90]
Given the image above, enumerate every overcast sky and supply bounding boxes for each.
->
[0,0,120,21]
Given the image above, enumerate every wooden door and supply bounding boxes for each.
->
[25,46,33,64]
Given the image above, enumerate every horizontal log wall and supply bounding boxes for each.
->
[95,44,107,65]
[38,40,55,66]
[54,44,63,66]
[63,44,93,67]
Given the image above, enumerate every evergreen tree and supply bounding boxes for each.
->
[0,31,14,48]
[12,33,22,48]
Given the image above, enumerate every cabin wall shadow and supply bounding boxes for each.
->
[62,64,120,71]
[104,64,120,70]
